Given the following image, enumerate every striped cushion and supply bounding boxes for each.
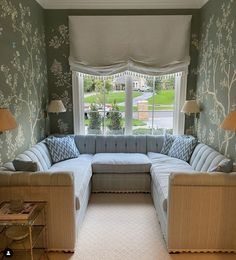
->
[45,136,80,163]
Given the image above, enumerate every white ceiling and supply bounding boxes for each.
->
[35,0,209,9]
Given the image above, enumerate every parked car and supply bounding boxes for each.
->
[139,85,152,92]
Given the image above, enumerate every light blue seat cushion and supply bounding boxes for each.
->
[92,153,151,173]
[149,152,196,212]
[50,154,93,210]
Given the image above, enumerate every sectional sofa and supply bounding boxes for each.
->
[0,135,235,253]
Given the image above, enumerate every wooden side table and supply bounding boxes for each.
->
[0,201,48,260]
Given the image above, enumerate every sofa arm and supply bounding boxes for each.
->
[0,171,76,251]
[167,172,236,253]
[170,172,236,186]
[0,171,74,186]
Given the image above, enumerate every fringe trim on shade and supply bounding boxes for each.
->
[76,70,182,80]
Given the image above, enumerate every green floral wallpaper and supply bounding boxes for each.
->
[2,0,234,165]
[195,0,236,161]
[45,15,73,134]
[45,10,200,135]
[0,0,48,165]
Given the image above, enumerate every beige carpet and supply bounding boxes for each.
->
[48,194,235,260]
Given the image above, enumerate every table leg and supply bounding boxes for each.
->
[29,226,34,260]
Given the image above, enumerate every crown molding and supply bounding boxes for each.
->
[198,0,209,8]
[35,0,209,10]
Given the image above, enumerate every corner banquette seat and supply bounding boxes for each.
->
[0,135,235,253]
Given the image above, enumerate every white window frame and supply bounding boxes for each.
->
[173,70,188,135]
[72,70,187,135]
[72,71,84,135]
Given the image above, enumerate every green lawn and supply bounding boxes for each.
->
[85,89,174,112]
[148,105,174,111]
[84,91,142,104]
[85,118,145,127]
[132,119,146,126]
[147,89,174,105]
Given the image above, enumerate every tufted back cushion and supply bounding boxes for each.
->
[75,135,164,154]
[146,135,164,153]
[15,142,52,171]
[74,135,96,154]
[189,143,231,172]
[95,135,147,153]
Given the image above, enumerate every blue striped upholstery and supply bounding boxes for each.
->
[189,143,230,172]
[15,142,52,171]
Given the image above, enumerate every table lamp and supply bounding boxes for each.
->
[220,111,236,132]
[48,100,66,114]
[0,108,17,134]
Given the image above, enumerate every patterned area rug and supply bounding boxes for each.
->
[48,194,235,260]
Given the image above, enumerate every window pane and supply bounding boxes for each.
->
[132,76,150,134]
[153,77,175,134]
[132,76,175,135]
[152,111,174,134]
[84,78,104,134]
[104,76,125,135]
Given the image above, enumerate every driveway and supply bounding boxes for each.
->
[118,92,153,106]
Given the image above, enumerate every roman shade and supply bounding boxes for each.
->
[69,15,192,76]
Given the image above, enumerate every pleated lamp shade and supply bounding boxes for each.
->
[220,111,236,131]
[0,108,17,132]
[181,100,200,114]
[48,100,66,113]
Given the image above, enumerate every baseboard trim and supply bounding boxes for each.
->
[169,249,236,253]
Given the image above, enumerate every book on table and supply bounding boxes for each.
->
[0,202,37,220]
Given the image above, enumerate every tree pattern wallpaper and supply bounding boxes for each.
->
[0,0,235,165]
[46,19,73,135]
[195,0,236,161]
[0,0,48,165]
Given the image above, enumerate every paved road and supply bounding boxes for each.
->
[133,92,153,104]
[136,111,173,128]
[118,92,153,106]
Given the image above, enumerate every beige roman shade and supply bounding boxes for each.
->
[69,15,192,76]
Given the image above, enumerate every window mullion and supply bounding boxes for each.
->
[173,71,187,135]
[103,78,106,135]
[151,76,155,135]
[72,71,85,134]
[125,75,133,135]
